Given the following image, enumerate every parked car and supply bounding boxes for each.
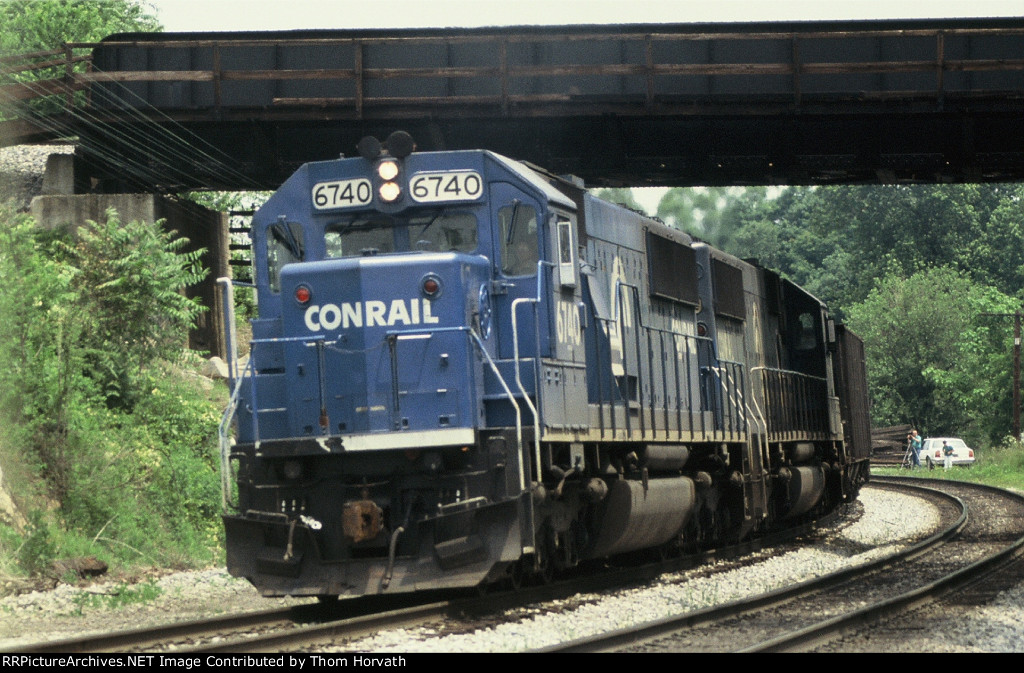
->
[922,437,975,469]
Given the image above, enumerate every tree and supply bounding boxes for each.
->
[0,1,162,119]
[656,186,748,248]
[56,209,207,409]
[0,0,161,56]
[0,204,221,570]
[844,267,1018,445]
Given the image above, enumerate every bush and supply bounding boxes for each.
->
[16,511,56,577]
[0,203,224,577]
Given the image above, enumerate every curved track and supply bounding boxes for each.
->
[6,508,842,653]
[14,479,1017,653]
[542,478,1024,653]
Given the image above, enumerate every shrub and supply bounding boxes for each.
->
[0,203,223,576]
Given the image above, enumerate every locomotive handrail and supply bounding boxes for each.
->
[466,328,527,493]
[229,333,331,453]
[605,276,746,443]
[224,320,532,497]
[217,277,239,386]
[511,296,543,479]
[382,323,528,494]
[217,277,240,511]
[753,365,830,438]
[740,366,773,472]
[219,353,256,512]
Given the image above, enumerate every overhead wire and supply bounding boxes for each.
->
[0,45,275,262]
[1,43,267,196]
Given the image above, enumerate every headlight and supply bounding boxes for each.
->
[377,161,399,180]
[379,181,401,202]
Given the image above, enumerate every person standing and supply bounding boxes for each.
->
[943,440,954,470]
[908,429,922,469]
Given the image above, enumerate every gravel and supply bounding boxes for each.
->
[0,487,1021,652]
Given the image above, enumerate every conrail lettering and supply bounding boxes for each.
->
[304,299,439,331]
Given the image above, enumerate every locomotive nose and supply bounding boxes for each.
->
[277,252,489,440]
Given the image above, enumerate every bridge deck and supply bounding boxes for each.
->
[2,19,1023,189]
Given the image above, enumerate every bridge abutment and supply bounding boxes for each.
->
[30,154,231,359]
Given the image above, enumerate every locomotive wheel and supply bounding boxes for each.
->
[531,524,558,585]
[508,558,526,591]
[535,551,554,585]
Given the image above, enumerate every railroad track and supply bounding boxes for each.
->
[16,479,1015,653]
[541,478,1024,653]
[2,593,437,654]
[6,507,843,653]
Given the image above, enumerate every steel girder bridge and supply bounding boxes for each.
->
[2,18,1024,192]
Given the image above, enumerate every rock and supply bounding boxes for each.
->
[201,356,229,379]
[50,556,108,580]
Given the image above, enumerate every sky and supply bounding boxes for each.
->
[149,0,1024,32]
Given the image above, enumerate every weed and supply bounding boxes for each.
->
[16,511,55,577]
[69,580,163,615]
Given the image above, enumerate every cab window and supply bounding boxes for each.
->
[325,211,477,258]
[498,202,538,276]
[266,220,304,293]
[797,312,819,350]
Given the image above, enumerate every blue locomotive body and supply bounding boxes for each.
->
[220,133,871,598]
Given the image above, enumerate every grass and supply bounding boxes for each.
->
[871,437,1024,492]
[68,580,163,616]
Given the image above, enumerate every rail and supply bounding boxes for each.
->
[4,26,1024,128]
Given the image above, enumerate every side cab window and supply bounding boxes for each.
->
[555,213,577,288]
[266,220,305,293]
[498,202,538,277]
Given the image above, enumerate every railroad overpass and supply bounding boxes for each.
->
[3,17,1024,192]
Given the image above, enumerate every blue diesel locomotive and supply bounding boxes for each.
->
[219,131,871,598]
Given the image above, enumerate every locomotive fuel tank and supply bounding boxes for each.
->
[586,477,697,558]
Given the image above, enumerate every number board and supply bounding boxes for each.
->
[312,179,373,210]
[410,170,483,203]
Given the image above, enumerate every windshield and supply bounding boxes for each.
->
[926,438,967,450]
[325,211,478,258]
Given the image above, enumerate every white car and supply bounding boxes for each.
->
[922,437,975,469]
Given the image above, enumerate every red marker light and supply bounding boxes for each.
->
[422,277,440,296]
[295,286,311,304]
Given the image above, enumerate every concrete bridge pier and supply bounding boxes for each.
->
[29,154,231,360]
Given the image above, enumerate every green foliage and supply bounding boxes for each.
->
[70,579,162,614]
[182,190,268,322]
[874,437,1024,491]
[0,0,161,55]
[0,202,222,577]
[722,184,1024,310]
[54,209,207,409]
[0,0,162,118]
[656,186,750,248]
[16,511,56,576]
[590,188,646,215]
[844,267,1018,445]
